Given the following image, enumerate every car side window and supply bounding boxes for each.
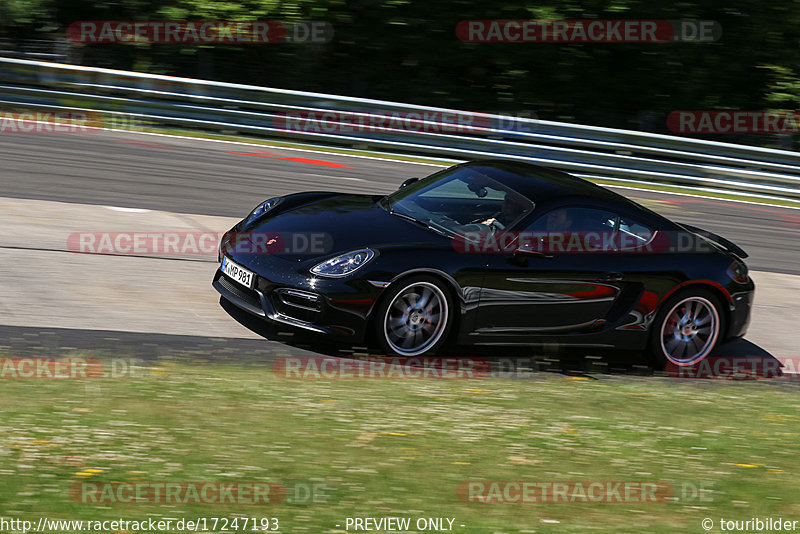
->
[617,216,655,250]
[527,207,618,233]
[522,207,620,252]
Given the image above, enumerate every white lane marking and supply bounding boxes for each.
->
[605,184,800,211]
[98,126,799,211]
[104,206,151,213]
[103,127,454,167]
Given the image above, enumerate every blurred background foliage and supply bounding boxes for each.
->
[1,0,799,132]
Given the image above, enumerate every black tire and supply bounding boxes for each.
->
[373,275,454,357]
[648,288,726,369]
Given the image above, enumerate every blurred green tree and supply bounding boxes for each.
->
[2,0,799,140]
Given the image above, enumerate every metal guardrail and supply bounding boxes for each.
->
[1,56,799,201]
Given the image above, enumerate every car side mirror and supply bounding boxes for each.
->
[399,177,419,189]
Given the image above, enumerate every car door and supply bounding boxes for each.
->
[474,206,640,337]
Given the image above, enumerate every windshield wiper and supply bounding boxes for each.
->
[425,219,455,237]
[386,208,450,238]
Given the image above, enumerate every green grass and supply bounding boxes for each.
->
[2,352,800,533]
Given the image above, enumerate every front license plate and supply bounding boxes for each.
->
[221,257,255,289]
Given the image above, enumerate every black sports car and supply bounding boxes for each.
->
[213,160,754,368]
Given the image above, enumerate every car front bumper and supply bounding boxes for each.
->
[212,257,382,341]
[727,282,755,339]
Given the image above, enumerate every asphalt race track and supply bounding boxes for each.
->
[1,129,798,373]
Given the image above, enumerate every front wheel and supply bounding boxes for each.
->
[649,289,725,369]
[374,276,453,357]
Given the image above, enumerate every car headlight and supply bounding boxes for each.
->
[310,249,375,278]
[244,197,281,227]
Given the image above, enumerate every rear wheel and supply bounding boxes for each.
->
[374,276,453,357]
[649,289,725,368]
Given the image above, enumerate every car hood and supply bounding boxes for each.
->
[223,193,449,266]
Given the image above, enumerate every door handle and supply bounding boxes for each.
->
[597,271,623,282]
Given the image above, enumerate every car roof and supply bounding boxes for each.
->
[458,159,673,226]
[460,159,623,203]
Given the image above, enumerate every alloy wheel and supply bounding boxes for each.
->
[660,296,720,366]
[383,281,449,356]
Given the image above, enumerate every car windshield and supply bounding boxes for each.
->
[382,166,535,236]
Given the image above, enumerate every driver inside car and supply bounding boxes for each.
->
[480,192,527,230]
